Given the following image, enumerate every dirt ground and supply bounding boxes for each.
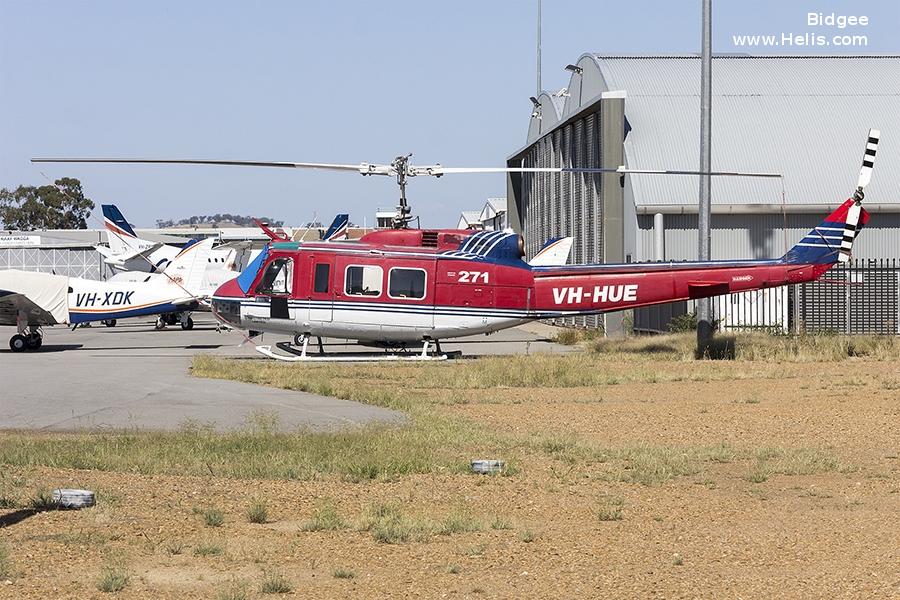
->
[1,356,898,599]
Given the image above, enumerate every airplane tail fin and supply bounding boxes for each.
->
[102,204,159,257]
[322,214,349,241]
[102,204,138,255]
[162,238,213,294]
[528,237,573,266]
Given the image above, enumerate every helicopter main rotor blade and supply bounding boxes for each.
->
[31,157,781,179]
[31,157,396,176]
[422,166,781,178]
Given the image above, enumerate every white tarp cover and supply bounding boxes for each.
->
[0,270,70,324]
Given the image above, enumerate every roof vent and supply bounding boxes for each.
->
[421,231,439,247]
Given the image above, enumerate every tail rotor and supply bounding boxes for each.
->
[841,129,880,262]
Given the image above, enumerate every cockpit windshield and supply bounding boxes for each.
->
[236,245,269,294]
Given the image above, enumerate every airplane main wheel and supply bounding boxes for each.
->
[155,318,166,331]
[9,335,27,352]
[181,317,194,330]
[25,334,42,350]
[103,319,117,328]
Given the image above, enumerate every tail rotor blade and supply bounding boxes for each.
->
[857,129,880,191]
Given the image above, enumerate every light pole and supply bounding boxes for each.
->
[697,0,713,355]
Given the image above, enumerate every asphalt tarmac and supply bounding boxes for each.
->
[0,317,568,432]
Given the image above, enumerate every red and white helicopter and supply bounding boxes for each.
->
[33,130,879,360]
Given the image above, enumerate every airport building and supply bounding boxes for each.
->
[506,54,900,334]
[0,223,375,279]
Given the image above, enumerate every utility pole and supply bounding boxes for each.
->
[536,0,542,96]
[697,0,713,355]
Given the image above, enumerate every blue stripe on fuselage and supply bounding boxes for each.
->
[68,302,195,323]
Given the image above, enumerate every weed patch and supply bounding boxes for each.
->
[0,541,13,579]
[246,499,268,524]
[597,495,624,522]
[96,563,129,593]
[193,541,224,557]
[301,499,346,531]
[358,502,432,544]
[260,571,292,594]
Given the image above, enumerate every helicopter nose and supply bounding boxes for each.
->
[211,277,244,328]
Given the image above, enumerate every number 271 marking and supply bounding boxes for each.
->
[458,271,488,283]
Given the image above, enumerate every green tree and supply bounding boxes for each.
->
[0,178,94,230]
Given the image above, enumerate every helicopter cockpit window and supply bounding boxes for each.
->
[345,265,382,297]
[255,258,293,295]
[388,268,426,299]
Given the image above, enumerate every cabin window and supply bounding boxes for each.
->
[314,263,330,293]
[255,258,293,295]
[345,265,382,297]
[388,268,426,299]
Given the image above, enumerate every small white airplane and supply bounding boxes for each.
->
[97,204,236,273]
[0,238,214,351]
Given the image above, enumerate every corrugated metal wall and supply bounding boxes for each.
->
[637,213,900,262]
[519,107,604,327]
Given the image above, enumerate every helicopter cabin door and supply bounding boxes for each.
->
[307,255,334,323]
[252,256,295,321]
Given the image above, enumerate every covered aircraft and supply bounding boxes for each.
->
[0,238,214,351]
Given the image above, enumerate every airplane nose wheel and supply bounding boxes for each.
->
[9,334,27,352]
[9,329,42,352]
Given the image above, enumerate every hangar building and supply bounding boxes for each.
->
[506,55,900,334]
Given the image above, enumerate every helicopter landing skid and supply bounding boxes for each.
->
[254,338,450,362]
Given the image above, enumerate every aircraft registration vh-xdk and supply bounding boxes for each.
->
[0,238,214,351]
[30,129,879,360]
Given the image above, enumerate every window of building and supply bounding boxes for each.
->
[388,268,426,299]
[345,265,382,297]
[255,258,293,295]
[314,263,330,294]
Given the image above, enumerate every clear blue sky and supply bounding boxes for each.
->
[2,0,897,228]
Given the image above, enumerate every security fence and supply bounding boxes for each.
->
[634,259,899,335]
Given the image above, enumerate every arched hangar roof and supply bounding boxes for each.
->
[523,55,900,209]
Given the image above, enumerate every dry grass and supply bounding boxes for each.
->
[96,562,129,593]
[591,332,899,363]
[193,541,224,557]
[259,571,292,594]
[358,502,434,544]
[201,507,224,527]
[438,507,482,535]
[300,499,346,532]
[246,499,268,524]
[0,541,12,579]
[596,495,625,522]
[217,579,249,600]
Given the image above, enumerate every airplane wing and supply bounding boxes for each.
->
[0,271,70,327]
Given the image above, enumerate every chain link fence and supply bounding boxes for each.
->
[634,259,899,335]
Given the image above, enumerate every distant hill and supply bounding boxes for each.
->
[155,214,284,228]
